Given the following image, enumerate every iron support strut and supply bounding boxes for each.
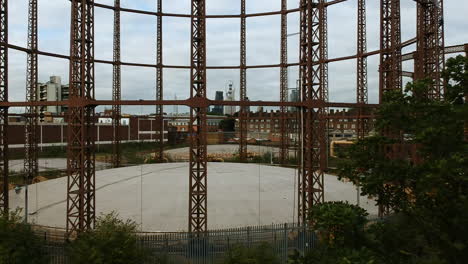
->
[357,0,369,139]
[112,0,121,167]
[239,0,248,162]
[415,0,445,98]
[279,0,289,164]
[24,0,39,222]
[189,0,208,234]
[298,0,326,225]
[156,0,164,161]
[66,0,96,237]
[0,0,8,215]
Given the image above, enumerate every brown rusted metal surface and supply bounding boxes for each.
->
[238,0,248,162]
[279,0,289,164]
[298,0,326,225]
[155,0,164,162]
[415,0,445,98]
[1,0,459,232]
[112,0,121,168]
[380,0,402,101]
[357,0,369,140]
[66,0,96,237]
[189,0,208,234]
[0,0,8,214]
[24,0,39,188]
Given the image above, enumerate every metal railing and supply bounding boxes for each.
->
[37,223,316,264]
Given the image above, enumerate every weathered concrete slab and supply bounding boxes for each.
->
[9,163,377,231]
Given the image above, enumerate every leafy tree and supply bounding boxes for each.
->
[337,55,468,263]
[68,212,149,264]
[222,243,280,264]
[309,201,368,247]
[0,210,48,264]
[219,118,236,132]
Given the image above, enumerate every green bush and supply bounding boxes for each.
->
[68,212,149,264]
[222,242,280,264]
[0,210,48,264]
[309,201,368,247]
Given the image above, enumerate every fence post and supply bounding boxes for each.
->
[283,223,288,263]
[247,227,251,248]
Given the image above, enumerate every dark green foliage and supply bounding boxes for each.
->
[0,210,48,264]
[222,243,280,264]
[289,247,377,264]
[335,56,468,264]
[219,118,236,132]
[68,212,149,264]
[309,201,368,247]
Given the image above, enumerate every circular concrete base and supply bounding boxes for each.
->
[10,162,377,231]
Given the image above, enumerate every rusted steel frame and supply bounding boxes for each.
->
[24,0,39,191]
[279,0,289,164]
[326,0,349,6]
[0,0,8,215]
[0,99,379,108]
[66,0,96,237]
[379,0,402,217]
[298,0,326,225]
[319,0,329,170]
[189,0,208,234]
[93,2,300,18]
[112,0,121,168]
[379,0,402,100]
[238,0,248,162]
[415,0,445,98]
[155,0,164,161]
[357,0,369,140]
[3,37,421,70]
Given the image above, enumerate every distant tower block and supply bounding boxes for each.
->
[224,81,236,116]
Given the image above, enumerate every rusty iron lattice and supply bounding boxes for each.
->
[298,0,327,225]
[0,0,460,233]
[279,0,289,164]
[0,0,8,214]
[112,0,121,168]
[239,0,248,162]
[357,0,369,140]
[380,0,402,98]
[379,0,402,217]
[24,0,39,191]
[155,0,164,161]
[66,0,96,237]
[189,0,208,234]
[415,0,445,98]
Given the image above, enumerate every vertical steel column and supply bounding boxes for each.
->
[379,0,402,99]
[112,0,121,168]
[24,0,39,188]
[0,0,8,214]
[319,0,329,169]
[67,0,96,237]
[379,0,401,217]
[189,0,208,234]
[357,0,368,139]
[155,0,164,161]
[279,0,289,164]
[239,0,248,162]
[298,0,326,224]
[415,0,445,98]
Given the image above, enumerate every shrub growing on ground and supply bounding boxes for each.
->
[222,242,280,264]
[68,212,149,264]
[0,210,48,264]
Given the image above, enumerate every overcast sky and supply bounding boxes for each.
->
[8,0,468,114]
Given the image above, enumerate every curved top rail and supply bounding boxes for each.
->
[93,3,300,18]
